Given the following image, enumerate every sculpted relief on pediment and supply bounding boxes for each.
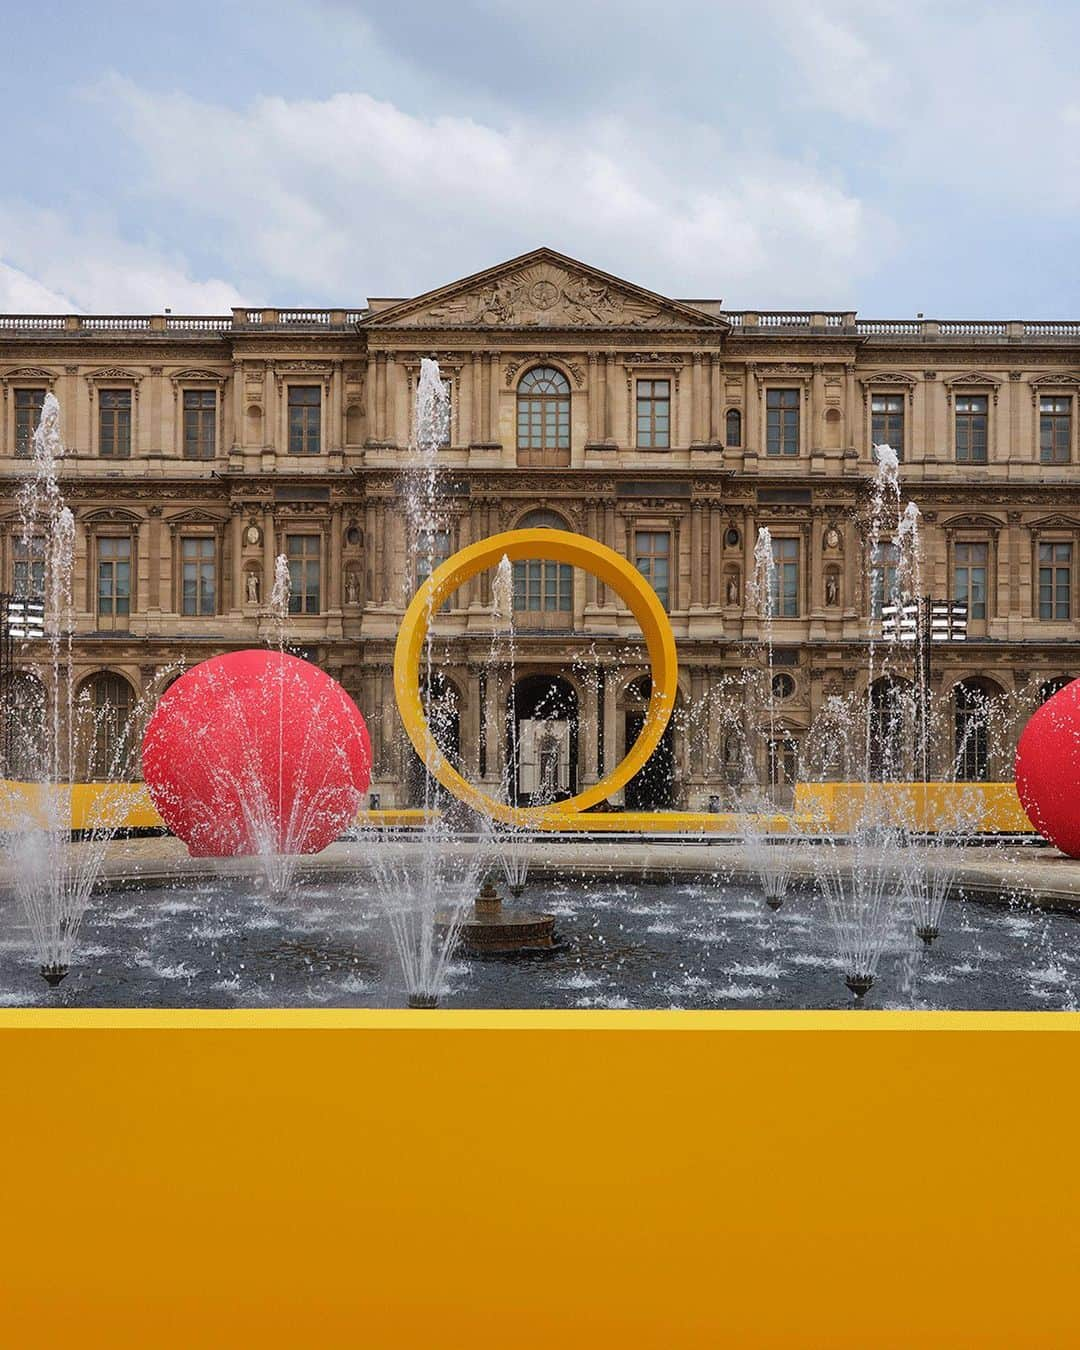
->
[387,261,702,331]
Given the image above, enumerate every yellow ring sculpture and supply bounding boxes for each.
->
[393,528,678,828]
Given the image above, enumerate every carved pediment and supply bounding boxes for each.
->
[171,367,228,385]
[81,507,142,525]
[86,367,142,385]
[363,248,727,332]
[165,508,228,528]
[944,370,1002,404]
[1,366,57,384]
[1029,371,1080,386]
[942,512,1005,531]
[1029,513,1080,531]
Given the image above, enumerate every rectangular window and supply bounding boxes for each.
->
[183,389,217,460]
[288,386,321,455]
[99,389,132,458]
[286,534,321,613]
[871,394,904,460]
[770,537,799,617]
[766,388,799,456]
[14,388,46,458]
[871,540,900,617]
[1040,396,1071,465]
[97,537,132,622]
[181,537,216,617]
[1039,541,1072,620]
[13,536,45,601]
[512,560,572,613]
[416,528,452,584]
[955,395,988,464]
[953,541,988,620]
[634,530,670,608]
[636,379,670,449]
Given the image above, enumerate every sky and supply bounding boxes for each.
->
[1,0,1078,318]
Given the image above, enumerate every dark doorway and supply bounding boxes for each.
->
[622,676,675,810]
[623,713,675,810]
[508,673,578,805]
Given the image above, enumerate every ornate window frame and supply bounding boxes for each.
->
[170,368,228,460]
[1,366,57,458]
[944,372,1001,464]
[86,368,142,458]
[166,509,227,616]
[1028,512,1080,624]
[1030,374,1080,467]
[858,371,917,462]
[755,366,812,460]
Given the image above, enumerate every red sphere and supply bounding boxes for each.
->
[142,650,371,857]
[1015,678,1080,857]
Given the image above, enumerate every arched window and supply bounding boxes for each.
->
[954,678,1002,782]
[869,676,910,781]
[1039,675,1073,704]
[512,510,573,626]
[1,672,47,780]
[81,673,135,780]
[517,367,570,467]
[725,408,742,448]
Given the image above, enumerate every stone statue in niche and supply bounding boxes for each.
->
[726,573,740,606]
[246,571,260,605]
[345,571,360,605]
[825,573,839,607]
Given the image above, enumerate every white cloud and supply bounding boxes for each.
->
[0,261,75,313]
[95,77,888,307]
[0,204,244,314]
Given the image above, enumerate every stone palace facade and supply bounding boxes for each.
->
[2,248,1078,805]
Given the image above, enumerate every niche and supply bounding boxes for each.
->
[823,407,842,450]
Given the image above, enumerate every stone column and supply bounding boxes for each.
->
[690,502,704,608]
[232,361,243,451]
[691,353,705,445]
[328,506,343,612]
[230,506,245,611]
[602,669,620,804]
[585,500,599,605]
[586,354,601,444]
[922,371,938,463]
[471,353,484,444]
[147,507,162,611]
[709,356,723,444]
[604,352,618,443]
[708,503,722,609]
[489,352,502,444]
[364,353,377,444]
[262,507,276,601]
[363,501,378,604]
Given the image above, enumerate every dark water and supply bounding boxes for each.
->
[1,874,1077,1010]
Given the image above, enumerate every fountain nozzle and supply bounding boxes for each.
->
[916,925,939,947]
[845,972,874,999]
[407,993,439,1009]
[765,896,783,911]
[41,964,69,988]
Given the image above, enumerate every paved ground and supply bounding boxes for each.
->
[3,832,1075,908]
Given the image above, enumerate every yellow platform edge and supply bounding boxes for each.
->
[0,778,1037,834]
[0,1008,1077,1349]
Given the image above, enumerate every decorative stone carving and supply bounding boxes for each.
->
[368,255,721,331]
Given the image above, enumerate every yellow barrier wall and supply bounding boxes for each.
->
[1,780,1036,835]
[0,1011,1077,1349]
[794,780,1035,834]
